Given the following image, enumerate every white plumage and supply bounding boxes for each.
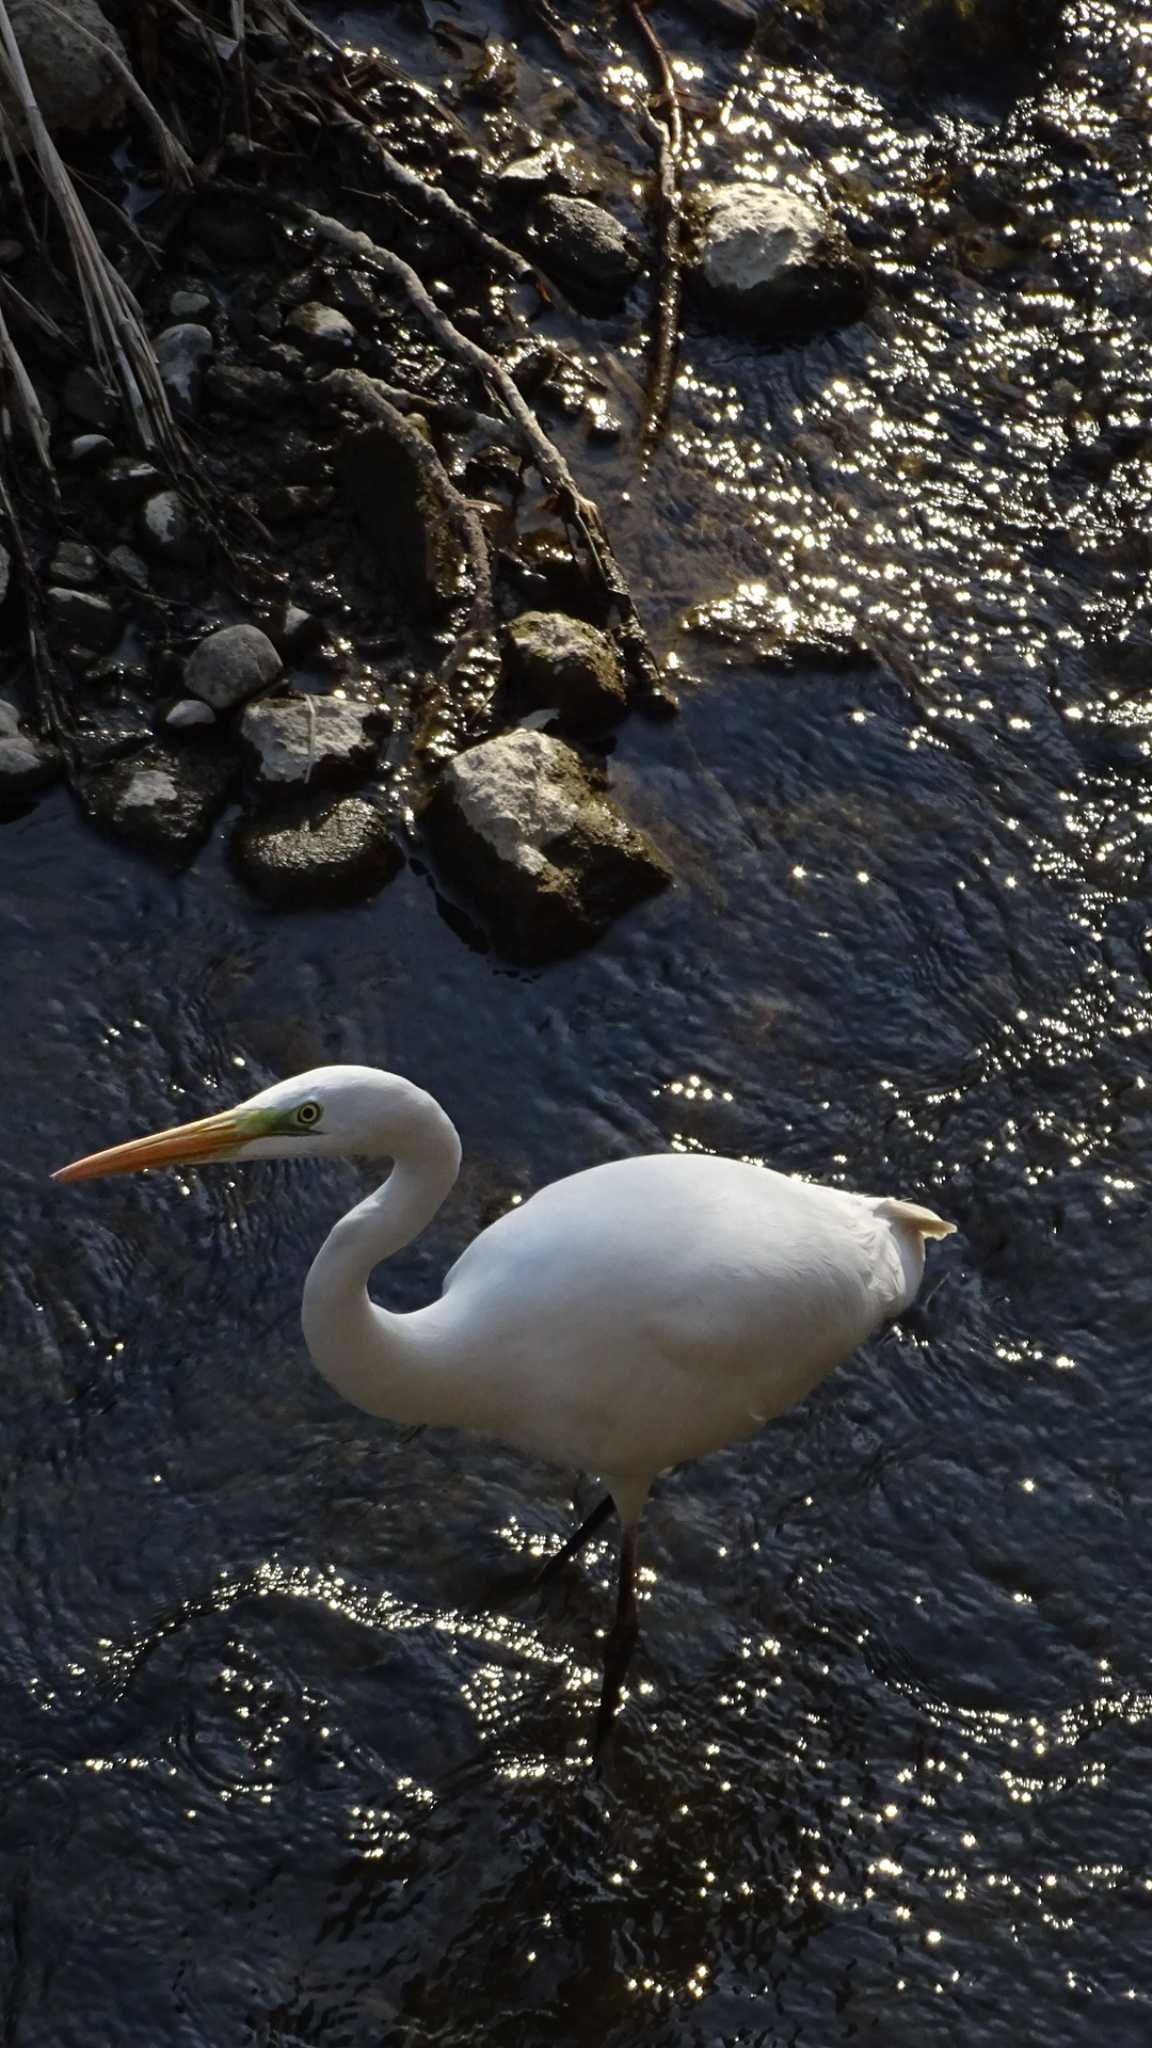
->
[54,1064,954,1752]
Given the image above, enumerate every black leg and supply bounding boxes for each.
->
[593,1525,640,1763]
[535,1492,615,1587]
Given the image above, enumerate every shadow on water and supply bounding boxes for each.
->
[5,0,1152,2039]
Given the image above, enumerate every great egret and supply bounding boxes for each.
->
[53,1064,954,1753]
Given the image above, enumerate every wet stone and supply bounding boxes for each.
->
[169,288,212,320]
[49,540,100,588]
[691,183,872,335]
[285,302,357,360]
[102,456,164,508]
[240,695,384,793]
[204,362,293,417]
[77,744,234,860]
[153,322,214,416]
[341,418,469,618]
[46,586,120,652]
[61,433,113,467]
[494,148,572,197]
[137,491,207,567]
[268,604,322,657]
[423,729,671,960]
[185,624,283,711]
[233,795,402,908]
[533,195,641,301]
[165,698,216,731]
[505,610,627,729]
[107,545,149,589]
[0,700,60,800]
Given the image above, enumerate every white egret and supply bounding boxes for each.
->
[53,1064,954,1751]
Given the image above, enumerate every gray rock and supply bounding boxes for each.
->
[0,699,18,737]
[100,455,163,507]
[268,604,322,657]
[0,728,61,799]
[534,195,641,299]
[285,302,357,360]
[341,417,469,618]
[204,362,292,417]
[165,697,217,731]
[77,744,234,859]
[5,0,128,135]
[61,433,113,467]
[136,490,206,568]
[690,183,872,334]
[46,585,120,652]
[185,623,282,710]
[423,729,670,960]
[233,796,402,908]
[62,364,116,431]
[240,694,383,792]
[49,539,100,588]
[153,322,214,416]
[107,544,149,589]
[169,288,212,320]
[0,538,9,607]
[505,611,627,729]
[494,149,571,197]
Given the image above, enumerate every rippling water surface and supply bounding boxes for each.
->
[5,2,1152,2040]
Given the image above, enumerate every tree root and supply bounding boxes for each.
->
[629,0,684,467]
[207,178,667,702]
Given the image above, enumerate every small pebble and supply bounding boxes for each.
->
[165,698,217,730]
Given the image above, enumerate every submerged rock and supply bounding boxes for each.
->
[165,698,216,731]
[77,745,234,859]
[340,417,469,617]
[240,695,385,793]
[61,433,113,467]
[505,611,627,729]
[153,322,214,417]
[690,183,872,335]
[233,796,402,907]
[0,699,60,801]
[286,302,358,360]
[5,0,129,136]
[46,585,120,652]
[185,624,282,709]
[423,729,671,960]
[49,540,100,588]
[137,490,207,567]
[533,195,641,301]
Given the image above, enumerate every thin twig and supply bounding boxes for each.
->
[326,97,534,284]
[321,367,494,670]
[0,0,182,457]
[629,0,683,465]
[207,181,663,695]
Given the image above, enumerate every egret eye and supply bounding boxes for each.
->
[295,1102,322,1128]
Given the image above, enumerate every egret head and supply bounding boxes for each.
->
[51,1065,445,1183]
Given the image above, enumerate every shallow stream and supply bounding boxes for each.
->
[5,0,1152,2038]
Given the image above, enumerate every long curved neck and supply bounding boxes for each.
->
[301,1094,462,1425]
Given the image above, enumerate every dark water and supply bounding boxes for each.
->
[6,0,1152,2040]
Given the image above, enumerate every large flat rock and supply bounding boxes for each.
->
[423,729,670,961]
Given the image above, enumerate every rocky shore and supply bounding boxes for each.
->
[0,0,900,957]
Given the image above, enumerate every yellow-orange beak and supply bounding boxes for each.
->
[52,1106,259,1184]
